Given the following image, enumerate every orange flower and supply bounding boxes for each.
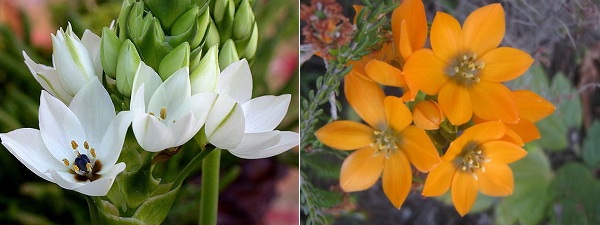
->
[412,100,445,130]
[315,73,441,208]
[422,121,527,216]
[474,90,556,143]
[349,0,427,101]
[404,4,534,125]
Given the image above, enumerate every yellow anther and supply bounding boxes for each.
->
[454,67,460,73]
[71,140,78,149]
[62,159,70,166]
[149,112,155,116]
[73,165,80,172]
[90,148,96,158]
[84,141,89,150]
[86,163,92,172]
[472,173,478,181]
[160,108,167,120]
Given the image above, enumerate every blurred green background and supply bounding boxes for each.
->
[300,0,600,224]
[0,0,299,224]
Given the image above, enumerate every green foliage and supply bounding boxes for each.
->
[547,163,600,225]
[495,145,554,225]
[583,120,600,169]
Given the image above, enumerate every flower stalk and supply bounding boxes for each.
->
[199,150,221,225]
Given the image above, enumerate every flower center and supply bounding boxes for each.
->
[458,141,490,180]
[62,140,102,182]
[371,129,399,158]
[449,53,484,85]
[149,107,176,123]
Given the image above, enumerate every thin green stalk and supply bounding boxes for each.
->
[172,147,215,188]
[199,149,221,225]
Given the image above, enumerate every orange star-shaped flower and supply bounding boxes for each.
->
[315,73,441,208]
[404,3,534,125]
[422,121,527,216]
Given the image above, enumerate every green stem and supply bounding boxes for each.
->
[172,147,215,188]
[199,149,221,225]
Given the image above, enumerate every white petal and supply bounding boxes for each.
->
[132,112,173,152]
[130,83,147,113]
[205,95,245,149]
[81,29,103,80]
[0,128,64,182]
[49,162,126,196]
[69,78,115,147]
[188,92,218,132]
[217,59,252,103]
[97,111,133,171]
[241,94,291,133]
[132,62,163,107]
[39,91,87,163]
[23,51,73,103]
[147,67,191,122]
[169,112,198,146]
[52,30,95,96]
[229,131,282,153]
[230,131,299,159]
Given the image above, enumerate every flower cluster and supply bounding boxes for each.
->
[2,7,298,199]
[315,0,555,216]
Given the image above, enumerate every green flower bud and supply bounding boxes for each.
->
[189,46,203,70]
[219,39,239,69]
[116,40,141,97]
[145,0,194,32]
[193,5,212,48]
[158,42,190,80]
[233,0,254,40]
[167,6,200,48]
[240,22,258,61]
[131,186,180,225]
[190,45,219,94]
[126,1,172,70]
[203,20,220,53]
[101,27,123,79]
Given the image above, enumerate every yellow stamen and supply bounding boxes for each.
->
[90,148,96,158]
[86,163,92,172]
[73,165,80,172]
[71,140,78,149]
[62,159,70,166]
[84,141,89,150]
[160,108,167,120]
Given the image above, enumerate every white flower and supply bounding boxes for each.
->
[130,62,217,152]
[23,23,102,104]
[0,78,132,196]
[203,59,299,159]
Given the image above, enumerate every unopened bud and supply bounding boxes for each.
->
[219,39,240,69]
[101,27,122,79]
[116,40,141,97]
[233,0,254,40]
[190,45,219,94]
[159,42,190,80]
[412,100,445,130]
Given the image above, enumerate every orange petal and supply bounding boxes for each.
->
[315,121,374,150]
[444,121,505,160]
[477,162,514,196]
[345,73,386,128]
[398,125,441,172]
[422,161,457,196]
[469,81,519,123]
[348,62,375,82]
[462,3,505,57]
[365,59,407,87]
[340,146,385,192]
[382,151,412,208]
[514,90,556,122]
[413,100,445,130]
[506,119,539,143]
[385,96,412,132]
[439,81,472,125]
[430,12,463,63]
[482,141,527,164]
[479,47,534,82]
[500,125,525,146]
[392,0,427,60]
[451,171,479,216]
[403,49,450,95]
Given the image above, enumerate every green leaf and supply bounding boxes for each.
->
[547,163,600,225]
[132,185,180,225]
[583,120,600,169]
[495,145,554,225]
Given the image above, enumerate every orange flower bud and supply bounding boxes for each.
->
[412,100,445,130]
